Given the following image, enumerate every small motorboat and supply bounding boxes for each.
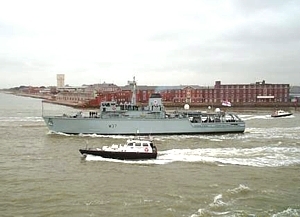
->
[271,110,293,118]
[79,137,157,160]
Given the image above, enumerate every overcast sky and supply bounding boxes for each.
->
[1,0,300,88]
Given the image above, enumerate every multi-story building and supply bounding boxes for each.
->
[55,86,94,105]
[90,80,291,108]
[214,80,290,106]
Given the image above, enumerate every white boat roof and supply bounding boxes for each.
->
[127,138,153,143]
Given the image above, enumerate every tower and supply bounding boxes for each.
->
[57,74,65,88]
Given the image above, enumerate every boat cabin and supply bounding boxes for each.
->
[101,138,156,153]
[125,139,156,152]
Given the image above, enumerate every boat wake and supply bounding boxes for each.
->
[244,126,300,141]
[83,145,300,167]
[241,114,294,121]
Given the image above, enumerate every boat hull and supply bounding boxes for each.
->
[79,149,157,160]
[271,113,292,118]
[43,116,245,135]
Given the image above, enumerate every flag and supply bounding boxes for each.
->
[222,100,231,107]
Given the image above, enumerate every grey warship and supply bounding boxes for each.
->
[42,79,245,135]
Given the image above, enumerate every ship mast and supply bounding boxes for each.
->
[128,76,137,105]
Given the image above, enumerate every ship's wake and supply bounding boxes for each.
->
[83,145,300,167]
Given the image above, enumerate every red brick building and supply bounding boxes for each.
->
[88,80,291,108]
[214,80,290,105]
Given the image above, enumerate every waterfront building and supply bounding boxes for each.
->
[214,80,290,106]
[90,80,291,108]
[55,86,93,106]
[90,82,121,93]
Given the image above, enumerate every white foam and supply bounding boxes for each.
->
[272,207,300,217]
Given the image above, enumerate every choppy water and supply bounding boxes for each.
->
[0,92,299,217]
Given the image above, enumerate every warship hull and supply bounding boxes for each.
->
[43,116,245,135]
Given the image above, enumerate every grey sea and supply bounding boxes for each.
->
[0,92,299,217]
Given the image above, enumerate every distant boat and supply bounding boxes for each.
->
[79,137,157,160]
[271,110,293,118]
[222,100,232,107]
[42,77,245,135]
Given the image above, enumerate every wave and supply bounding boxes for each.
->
[189,184,300,217]
[272,208,300,217]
